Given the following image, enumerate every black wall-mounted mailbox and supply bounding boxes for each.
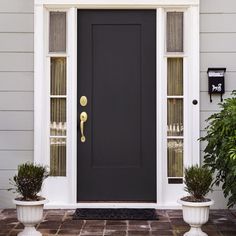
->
[207,68,226,102]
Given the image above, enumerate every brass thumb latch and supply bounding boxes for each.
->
[80,112,88,143]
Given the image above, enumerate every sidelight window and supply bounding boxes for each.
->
[49,12,67,176]
[166,12,184,184]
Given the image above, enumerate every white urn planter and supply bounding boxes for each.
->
[178,199,214,236]
[13,199,48,236]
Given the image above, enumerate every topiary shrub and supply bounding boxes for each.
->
[9,163,49,201]
[182,165,213,202]
[200,91,236,208]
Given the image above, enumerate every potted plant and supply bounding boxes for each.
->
[9,163,49,236]
[178,165,214,236]
[200,91,236,208]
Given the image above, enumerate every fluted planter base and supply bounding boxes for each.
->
[178,199,214,236]
[13,199,48,236]
[184,226,207,236]
[18,226,42,236]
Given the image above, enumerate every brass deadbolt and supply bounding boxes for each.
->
[80,96,88,107]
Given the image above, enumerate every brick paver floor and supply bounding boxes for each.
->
[0,209,236,236]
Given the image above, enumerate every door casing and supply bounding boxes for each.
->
[34,1,200,208]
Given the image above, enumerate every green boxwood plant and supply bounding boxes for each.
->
[182,165,213,202]
[9,163,49,201]
[200,91,236,208]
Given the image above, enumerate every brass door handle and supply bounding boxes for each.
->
[80,112,88,143]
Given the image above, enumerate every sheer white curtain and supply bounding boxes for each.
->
[49,12,66,52]
[167,58,183,96]
[50,138,66,176]
[51,58,66,95]
[166,12,183,52]
[167,58,184,178]
[50,58,67,176]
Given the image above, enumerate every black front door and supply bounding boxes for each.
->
[77,10,156,202]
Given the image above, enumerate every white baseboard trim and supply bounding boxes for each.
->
[44,202,182,209]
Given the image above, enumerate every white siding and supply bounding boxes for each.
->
[0,170,17,189]
[0,92,33,110]
[0,151,33,169]
[0,14,33,33]
[0,53,33,71]
[201,0,236,13]
[0,131,33,150]
[0,0,235,210]
[201,14,236,33]
[200,0,236,208]
[200,53,236,72]
[0,111,33,130]
[0,72,33,91]
[0,1,33,208]
[0,33,33,52]
[0,0,33,13]
[201,33,236,52]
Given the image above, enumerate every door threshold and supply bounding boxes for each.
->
[44,201,182,209]
[77,201,156,203]
[45,202,159,209]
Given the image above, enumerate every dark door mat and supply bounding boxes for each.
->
[73,208,158,220]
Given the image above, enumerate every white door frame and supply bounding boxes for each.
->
[34,0,199,208]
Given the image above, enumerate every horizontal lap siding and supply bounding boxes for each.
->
[0,33,33,52]
[0,14,33,33]
[0,0,33,13]
[0,53,33,71]
[0,0,234,210]
[0,0,34,208]
[200,0,236,208]
[0,111,33,130]
[0,72,33,91]
[201,0,236,13]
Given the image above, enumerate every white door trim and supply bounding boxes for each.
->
[34,1,199,208]
[35,0,199,7]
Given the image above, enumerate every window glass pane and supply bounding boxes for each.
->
[167,99,183,136]
[167,58,183,96]
[51,57,66,95]
[167,12,183,52]
[50,98,66,136]
[167,139,183,177]
[49,12,66,52]
[50,138,66,176]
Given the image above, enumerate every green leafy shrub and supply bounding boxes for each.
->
[200,91,236,208]
[182,165,213,202]
[9,163,49,201]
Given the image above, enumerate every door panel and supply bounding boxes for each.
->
[77,10,156,201]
